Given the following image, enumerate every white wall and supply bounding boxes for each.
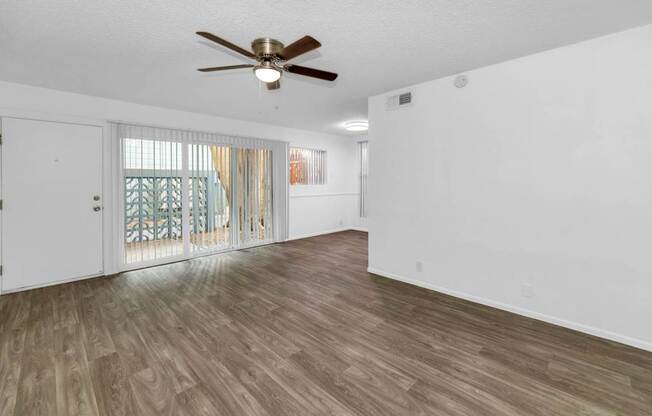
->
[368,24,652,351]
[0,80,358,273]
[288,134,359,239]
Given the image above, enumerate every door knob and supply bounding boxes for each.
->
[93,206,102,212]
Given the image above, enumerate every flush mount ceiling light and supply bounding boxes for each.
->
[254,61,282,83]
[344,120,369,132]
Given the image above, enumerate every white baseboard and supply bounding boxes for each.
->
[349,227,368,232]
[289,192,359,199]
[367,267,652,353]
[1,272,104,295]
[287,227,360,241]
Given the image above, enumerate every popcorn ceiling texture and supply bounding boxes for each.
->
[1,0,651,133]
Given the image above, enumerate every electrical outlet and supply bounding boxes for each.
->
[416,261,423,273]
[521,283,534,298]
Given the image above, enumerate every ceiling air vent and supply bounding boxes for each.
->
[386,91,414,110]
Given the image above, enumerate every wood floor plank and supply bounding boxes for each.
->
[54,324,100,416]
[13,289,57,416]
[0,291,30,334]
[290,349,396,416]
[105,316,151,377]
[0,328,26,416]
[216,344,313,416]
[14,347,57,416]
[52,285,80,330]
[128,311,199,394]
[129,366,179,416]
[1,231,651,415]
[270,359,357,416]
[198,358,270,416]
[175,383,221,416]
[90,352,136,416]
[78,296,115,362]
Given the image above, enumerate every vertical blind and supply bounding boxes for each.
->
[289,147,327,185]
[117,123,286,268]
[189,143,231,252]
[359,140,369,218]
[235,148,274,245]
[123,137,184,264]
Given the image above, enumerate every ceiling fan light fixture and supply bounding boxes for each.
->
[344,120,369,132]
[254,62,282,83]
[196,32,338,89]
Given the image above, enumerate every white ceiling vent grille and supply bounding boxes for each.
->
[386,91,413,110]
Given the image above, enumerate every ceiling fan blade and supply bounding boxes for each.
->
[196,32,255,59]
[278,36,321,60]
[284,64,338,81]
[197,64,254,72]
[266,80,280,90]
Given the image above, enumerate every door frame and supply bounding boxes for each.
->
[0,110,108,294]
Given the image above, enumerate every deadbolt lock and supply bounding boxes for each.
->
[93,195,101,201]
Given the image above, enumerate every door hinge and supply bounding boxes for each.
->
[0,199,3,210]
[0,265,3,276]
[0,133,2,145]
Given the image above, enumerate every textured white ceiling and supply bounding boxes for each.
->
[1,1,652,134]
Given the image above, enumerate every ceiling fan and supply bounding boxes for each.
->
[196,32,338,90]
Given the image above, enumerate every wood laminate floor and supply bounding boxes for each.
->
[1,230,651,415]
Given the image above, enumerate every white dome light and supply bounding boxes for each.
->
[254,63,281,83]
[344,120,369,132]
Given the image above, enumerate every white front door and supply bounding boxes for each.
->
[1,118,103,292]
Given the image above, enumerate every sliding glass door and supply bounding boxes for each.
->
[189,143,232,253]
[123,138,183,264]
[235,148,273,246]
[119,125,275,268]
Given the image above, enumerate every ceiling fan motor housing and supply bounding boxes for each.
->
[252,38,285,61]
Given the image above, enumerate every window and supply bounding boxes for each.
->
[120,124,276,267]
[289,147,326,185]
[359,141,368,218]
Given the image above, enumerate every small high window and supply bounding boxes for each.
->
[289,147,327,185]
